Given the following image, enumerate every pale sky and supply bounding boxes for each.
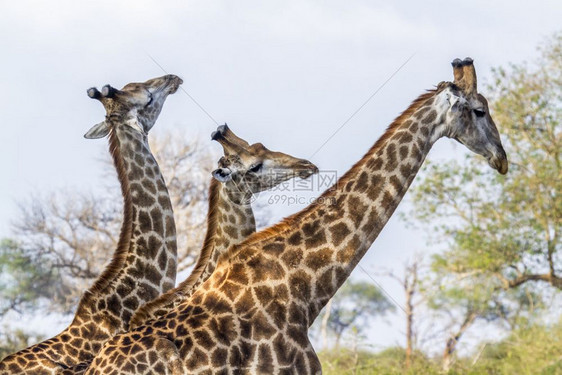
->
[1,0,560,353]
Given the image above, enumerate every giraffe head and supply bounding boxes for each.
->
[84,74,183,138]
[210,124,318,199]
[433,58,508,174]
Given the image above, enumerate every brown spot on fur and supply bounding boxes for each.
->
[254,285,274,306]
[380,190,396,214]
[348,195,367,228]
[229,263,249,285]
[367,174,384,201]
[423,109,437,124]
[384,143,398,172]
[289,271,311,301]
[235,290,256,317]
[258,344,274,373]
[229,345,244,367]
[305,248,333,271]
[253,312,276,341]
[186,347,210,370]
[223,225,239,239]
[248,255,285,282]
[304,228,327,248]
[355,171,369,193]
[150,207,163,233]
[263,242,285,256]
[366,157,384,170]
[415,106,430,118]
[211,347,228,367]
[400,165,411,179]
[329,222,351,247]
[288,231,303,246]
[398,131,413,144]
[193,329,214,351]
[210,316,236,346]
[281,249,303,268]
[399,145,409,159]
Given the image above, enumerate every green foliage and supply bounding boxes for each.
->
[318,347,441,375]
[461,319,562,375]
[331,280,395,327]
[318,320,562,374]
[316,279,395,346]
[0,239,59,316]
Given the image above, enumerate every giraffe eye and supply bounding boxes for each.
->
[473,109,486,118]
[249,163,263,173]
[145,95,153,107]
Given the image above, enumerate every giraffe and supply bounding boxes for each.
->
[129,124,318,329]
[84,58,508,375]
[50,124,319,375]
[51,125,319,375]
[0,75,182,375]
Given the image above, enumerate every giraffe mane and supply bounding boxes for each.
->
[79,127,134,301]
[130,178,222,326]
[224,87,442,259]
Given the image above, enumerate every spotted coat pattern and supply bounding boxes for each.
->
[85,59,509,373]
[129,126,318,329]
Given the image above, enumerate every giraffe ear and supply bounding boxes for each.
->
[84,121,110,139]
[212,168,232,182]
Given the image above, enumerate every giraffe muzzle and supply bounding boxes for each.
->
[296,161,319,179]
[165,75,183,94]
[488,147,508,175]
[489,156,508,175]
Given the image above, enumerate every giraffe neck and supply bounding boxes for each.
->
[200,179,256,281]
[0,123,180,371]
[129,178,255,327]
[310,98,441,318]
[223,90,447,326]
[78,124,177,329]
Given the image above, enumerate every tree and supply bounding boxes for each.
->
[386,258,424,370]
[314,279,394,349]
[9,132,217,313]
[405,32,561,368]
[0,239,60,317]
[470,318,562,374]
[428,271,540,371]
